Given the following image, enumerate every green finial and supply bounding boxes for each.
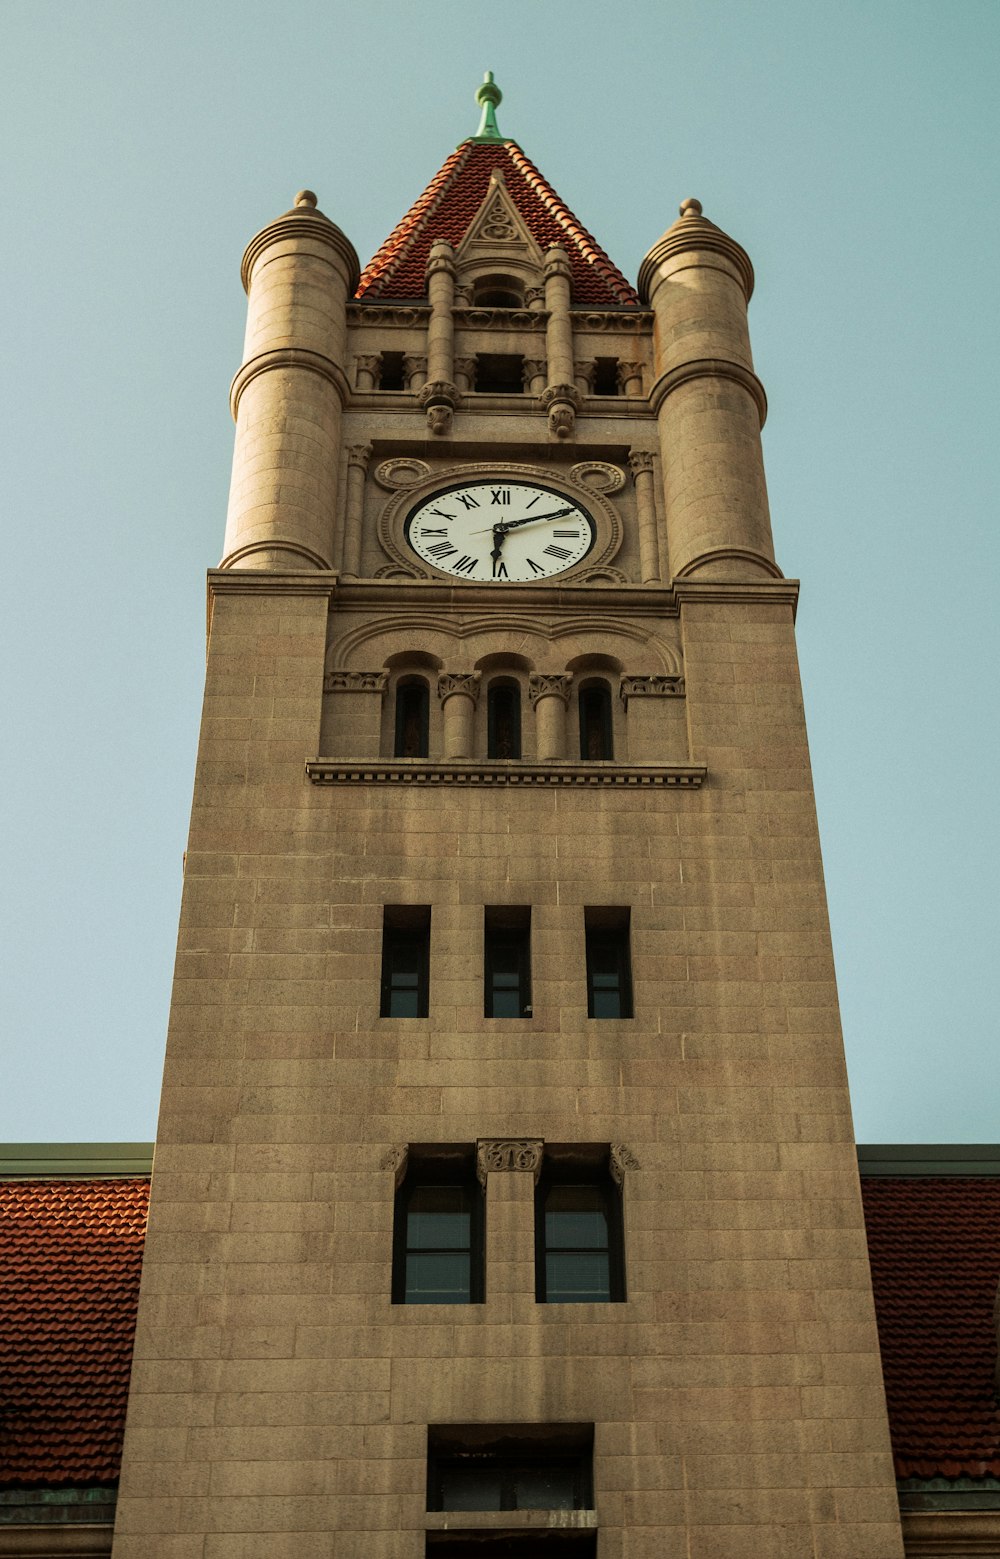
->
[471,70,503,142]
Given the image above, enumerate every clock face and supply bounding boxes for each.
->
[404,480,596,582]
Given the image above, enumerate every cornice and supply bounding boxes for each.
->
[208,569,338,599]
[673,577,800,618]
[331,578,680,615]
[230,348,352,419]
[649,358,768,427]
[305,759,706,788]
[638,220,754,304]
[241,210,360,295]
[901,1510,1000,1551]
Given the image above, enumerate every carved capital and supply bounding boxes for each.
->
[543,246,572,280]
[528,673,573,709]
[426,241,456,279]
[324,670,388,695]
[610,1144,641,1187]
[346,443,373,472]
[454,355,477,389]
[525,285,546,311]
[628,450,655,479]
[618,361,645,393]
[402,354,427,389]
[619,675,685,706]
[437,671,481,705]
[522,358,546,385]
[477,1138,544,1186]
[574,359,597,392]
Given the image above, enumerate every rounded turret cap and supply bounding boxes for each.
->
[638,198,754,304]
[240,190,361,295]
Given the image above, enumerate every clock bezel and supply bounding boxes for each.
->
[376,462,624,582]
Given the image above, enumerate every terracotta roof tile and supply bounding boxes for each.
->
[0,1178,148,1486]
[357,140,639,307]
[861,1177,1000,1479]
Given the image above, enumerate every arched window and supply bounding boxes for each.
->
[394,677,429,758]
[487,680,521,759]
[472,274,524,309]
[579,681,613,761]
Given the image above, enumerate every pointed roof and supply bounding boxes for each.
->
[356,78,639,306]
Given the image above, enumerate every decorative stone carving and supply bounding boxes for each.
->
[437,672,481,705]
[619,675,685,705]
[347,304,428,328]
[355,354,380,390]
[522,358,547,393]
[306,760,707,789]
[426,247,457,281]
[528,674,573,709]
[425,403,452,436]
[539,383,580,441]
[380,1145,409,1186]
[618,360,645,395]
[610,1144,641,1187]
[577,566,629,586]
[571,461,626,495]
[324,670,388,694]
[374,458,431,491]
[525,285,545,311]
[454,307,543,332]
[627,451,655,478]
[454,356,477,391]
[479,189,518,242]
[418,380,458,437]
[574,359,597,394]
[477,1138,544,1186]
[402,354,427,390]
[346,443,373,472]
[572,311,653,333]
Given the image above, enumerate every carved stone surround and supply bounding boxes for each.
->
[477,1139,544,1185]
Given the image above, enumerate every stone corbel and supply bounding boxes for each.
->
[381,1144,409,1187]
[610,1144,641,1187]
[619,675,685,706]
[418,380,458,436]
[539,383,580,440]
[477,1138,544,1187]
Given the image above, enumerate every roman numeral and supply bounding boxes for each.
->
[426,542,458,559]
[544,544,572,560]
[420,528,447,537]
[427,507,455,520]
[490,488,511,505]
[453,554,478,575]
[455,492,480,510]
[492,558,508,579]
[553,530,580,538]
[526,557,545,575]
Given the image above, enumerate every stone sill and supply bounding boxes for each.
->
[425,1512,597,1531]
[306,760,706,788]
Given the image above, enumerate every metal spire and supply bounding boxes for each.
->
[470,70,504,142]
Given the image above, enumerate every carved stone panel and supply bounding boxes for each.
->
[477,1138,544,1186]
[324,671,388,695]
[619,675,685,705]
[610,1144,641,1187]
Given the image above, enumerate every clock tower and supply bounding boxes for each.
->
[112,75,905,1559]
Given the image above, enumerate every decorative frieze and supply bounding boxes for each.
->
[347,303,428,328]
[610,1144,641,1187]
[323,671,388,695]
[619,675,685,704]
[568,310,653,333]
[477,1138,544,1186]
[453,307,545,331]
[306,760,707,788]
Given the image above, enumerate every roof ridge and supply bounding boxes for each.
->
[503,143,637,305]
[357,142,471,298]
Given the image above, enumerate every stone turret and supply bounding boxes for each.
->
[639,199,777,580]
[222,190,360,570]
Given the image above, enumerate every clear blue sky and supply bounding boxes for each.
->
[1,1,997,1143]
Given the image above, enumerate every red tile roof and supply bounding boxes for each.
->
[862,1177,1000,1479]
[0,1178,148,1486]
[356,139,639,307]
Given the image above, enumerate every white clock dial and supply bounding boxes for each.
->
[404,480,596,582]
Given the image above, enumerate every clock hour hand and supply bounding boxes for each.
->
[490,525,508,579]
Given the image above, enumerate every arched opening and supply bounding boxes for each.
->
[578,680,613,761]
[472,274,524,309]
[487,680,522,760]
[394,677,429,759]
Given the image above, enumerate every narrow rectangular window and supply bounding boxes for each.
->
[380,906,430,1017]
[378,350,405,390]
[393,1148,483,1304]
[535,1148,625,1304]
[474,353,525,394]
[584,906,632,1019]
[484,907,531,1018]
[592,357,619,395]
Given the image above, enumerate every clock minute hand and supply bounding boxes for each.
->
[472,506,573,536]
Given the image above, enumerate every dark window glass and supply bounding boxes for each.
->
[380,907,430,1017]
[426,1535,596,1559]
[579,681,613,760]
[379,351,405,391]
[593,357,619,396]
[585,908,632,1019]
[484,908,531,1018]
[427,1425,593,1512]
[393,1154,483,1305]
[473,275,524,309]
[475,354,525,394]
[487,682,521,759]
[395,678,429,758]
[535,1162,625,1304]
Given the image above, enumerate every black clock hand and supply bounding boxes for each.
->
[472,506,574,536]
[490,525,508,579]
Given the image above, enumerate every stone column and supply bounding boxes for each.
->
[618,360,644,397]
[438,673,481,760]
[403,354,427,393]
[529,674,572,760]
[355,354,380,391]
[523,358,547,395]
[628,450,662,583]
[339,444,372,579]
[574,359,596,397]
[420,240,459,435]
[223,190,360,570]
[638,198,776,581]
[541,246,579,438]
[454,356,476,393]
